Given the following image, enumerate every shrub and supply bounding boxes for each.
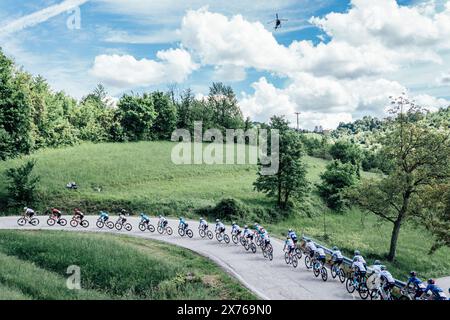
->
[5,159,40,207]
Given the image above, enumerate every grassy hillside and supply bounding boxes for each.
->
[0,141,448,279]
[0,230,255,300]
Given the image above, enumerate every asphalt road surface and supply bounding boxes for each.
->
[0,215,423,300]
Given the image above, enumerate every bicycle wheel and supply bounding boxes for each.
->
[321,268,328,282]
[346,278,356,294]
[216,232,222,242]
[370,289,380,300]
[295,248,302,259]
[47,218,56,226]
[207,230,213,239]
[266,243,273,253]
[232,235,238,244]
[81,220,89,228]
[284,252,290,264]
[305,255,312,269]
[106,221,114,229]
[250,243,257,253]
[17,218,26,226]
[331,266,337,279]
[70,219,78,227]
[148,224,155,232]
[59,218,67,226]
[139,223,146,232]
[30,218,40,226]
[96,220,104,228]
[124,223,132,231]
[224,234,230,244]
[178,228,185,237]
[157,226,163,234]
[292,255,298,268]
[115,223,123,231]
[166,227,173,235]
[244,241,250,251]
[240,237,246,246]
[359,284,369,300]
[313,264,320,277]
[268,251,273,261]
[199,229,205,238]
[338,268,346,283]
[186,229,193,238]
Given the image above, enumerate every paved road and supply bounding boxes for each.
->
[0,216,358,300]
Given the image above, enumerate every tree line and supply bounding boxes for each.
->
[0,49,246,160]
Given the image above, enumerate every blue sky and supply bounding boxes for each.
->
[1,0,449,129]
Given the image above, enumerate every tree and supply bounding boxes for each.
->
[351,95,450,261]
[208,82,244,130]
[318,160,358,211]
[152,91,178,139]
[177,88,195,129]
[5,159,40,207]
[0,49,33,158]
[412,183,450,254]
[254,116,309,209]
[329,140,362,176]
[116,93,156,141]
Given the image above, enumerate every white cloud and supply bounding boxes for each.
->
[180,8,298,77]
[90,48,198,88]
[0,0,89,37]
[437,70,450,85]
[213,65,247,82]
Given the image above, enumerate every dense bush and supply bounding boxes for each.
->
[4,159,40,207]
[317,160,358,211]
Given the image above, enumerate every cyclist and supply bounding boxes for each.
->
[353,250,367,267]
[351,256,367,281]
[288,229,298,244]
[261,228,271,249]
[243,225,253,241]
[23,207,36,219]
[404,271,426,299]
[331,246,344,267]
[140,213,150,225]
[199,217,208,231]
[305,239,317,258]
[367,260,383,289]
[284,236,295,255]
[118,209,128,224]
[379,266,396,296]
[215,219,225,234]
[158,215,168,228]
[315,246,326,266]
[73,208,85,221]
[231,221,241,235]
[50,207,62,222]
[179,217,188,230]
[99,211,109,221]
[424,279,447,300]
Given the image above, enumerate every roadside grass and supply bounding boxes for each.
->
[0,230,255,300]
[0,141,448,280]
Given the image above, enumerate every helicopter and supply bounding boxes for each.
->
[267,13,288,30]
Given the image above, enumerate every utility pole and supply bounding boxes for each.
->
[294,112,301,131]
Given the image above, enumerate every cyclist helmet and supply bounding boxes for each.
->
[288,228,293,232]
[140,213,144,217]
[179,217,183,220]
[380,265,387,271]
[374,260,381,265]
[24,207,28,211]
[261,228,265,233]
[244,225,248,228]
[354,250,360,256]
[332,246,338,251]
[159,215,162,218]
[199,217,203,220]
[353,256,359,262]
[216,219,220,222]
[232,221,236,225]
[410,271,417,277]
[427,279,435,285]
